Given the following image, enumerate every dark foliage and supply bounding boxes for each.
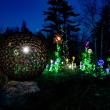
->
[92,4,110,59]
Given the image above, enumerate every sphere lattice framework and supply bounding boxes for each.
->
[0,33,47,80]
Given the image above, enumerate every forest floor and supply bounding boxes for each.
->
[1,74,110,110]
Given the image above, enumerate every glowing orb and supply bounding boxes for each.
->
[55,34,62,44]
[22,46,30,54]
[56,36,61,41]
[88,49,92,54]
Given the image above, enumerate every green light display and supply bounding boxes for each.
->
[79,48,97,77]
[44,44,62,74]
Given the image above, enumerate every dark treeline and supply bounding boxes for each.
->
[0,0,110,62]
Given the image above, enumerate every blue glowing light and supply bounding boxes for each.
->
[97,59,104,66]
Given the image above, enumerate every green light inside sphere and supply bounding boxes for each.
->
[0,33,47,80]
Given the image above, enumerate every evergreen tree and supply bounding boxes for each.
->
[43,0,79,38]
[92,4,110,59]
[43,0,80,58]
[21,21,31,33]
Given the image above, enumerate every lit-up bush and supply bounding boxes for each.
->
[0,33,47,80]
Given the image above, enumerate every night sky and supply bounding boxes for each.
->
[0,0,79,32]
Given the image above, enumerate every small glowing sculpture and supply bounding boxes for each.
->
[71,63,77,70]
[80,46,95,75]
[71,56,76,70]
[64,56,76,70]
[66,58,69,64]
[72,56,75,61]
[106,68,110,74]
[85,41,90,49]
[97,59,104,66]
[80,62,85,71]
[48,59,54,72]
[96,59,107,77]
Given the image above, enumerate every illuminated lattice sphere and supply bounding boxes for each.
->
[0,33,47,80]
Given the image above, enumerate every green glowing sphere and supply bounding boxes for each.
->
[0,33,47,80]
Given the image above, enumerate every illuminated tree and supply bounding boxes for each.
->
[80,44,96,76]
[44,33,62,74]
[43,0,80,58]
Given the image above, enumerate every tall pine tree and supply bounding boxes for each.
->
[43,0,80,58]
[43,0,79,38]
[21,21,31,33]
[92,4,110,59]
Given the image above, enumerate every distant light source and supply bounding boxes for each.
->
[88,48,92,54]
[97,59,104,66]
[22,46,30,54]
[68,64,72,69]
[55,33,62,44]
[14,49,19,56]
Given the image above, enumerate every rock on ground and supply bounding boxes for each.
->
[0,81,40,108]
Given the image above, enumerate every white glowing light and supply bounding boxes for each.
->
[22,46,30,54]
[61,62,64,64]
[88,49,92,54]
[66,58,69,64]
[50,59,54,64]
[14,49,19,56]
[72,56,75,61]
[68,64,72,69]
[106,68,110,74]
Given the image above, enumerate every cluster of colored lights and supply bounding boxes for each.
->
[1,32,110,79]
[65,57,77,70]
[44,38,110,78]
[44,43,62,74]
[43,33,77,75]
[80,48,95,74]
